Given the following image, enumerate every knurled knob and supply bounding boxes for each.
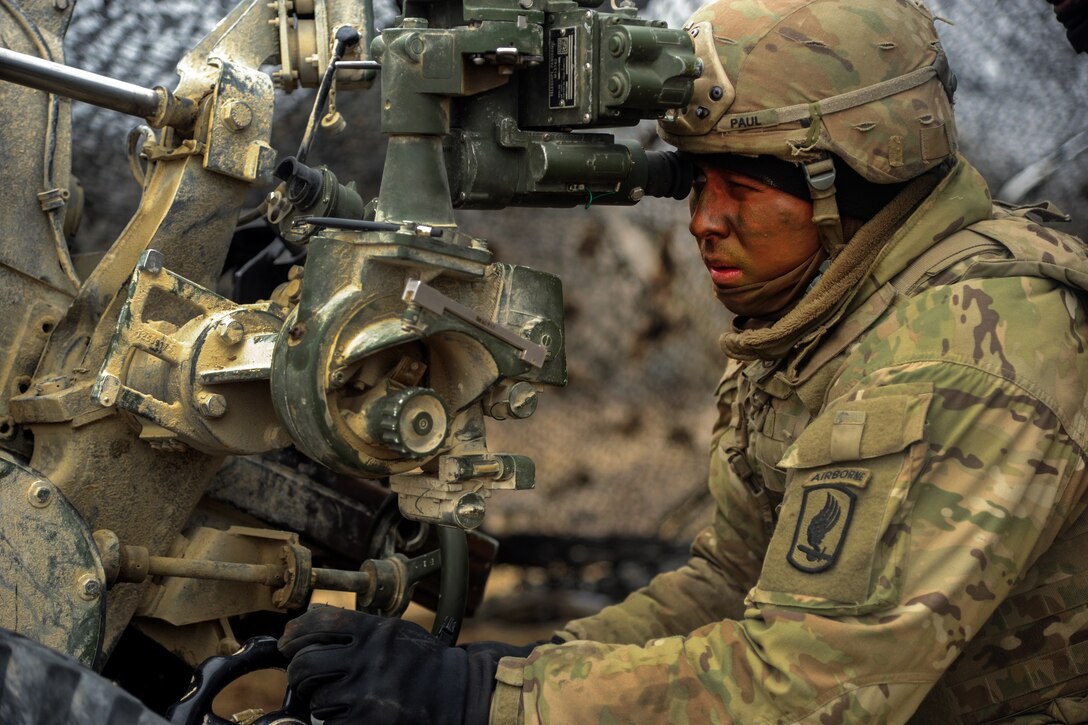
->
[374,387,448,457]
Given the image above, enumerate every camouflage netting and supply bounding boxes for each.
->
[62,0,1088,543]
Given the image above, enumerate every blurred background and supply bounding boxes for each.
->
[59,0,1088,634]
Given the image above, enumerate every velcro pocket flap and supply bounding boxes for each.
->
[777,383,932,470]
[751,384,933,612]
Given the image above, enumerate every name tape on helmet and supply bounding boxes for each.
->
[712,63,941,135]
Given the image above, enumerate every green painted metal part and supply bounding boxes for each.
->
[375,1,698,211]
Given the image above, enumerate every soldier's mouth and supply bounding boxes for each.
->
[707,264,743,286]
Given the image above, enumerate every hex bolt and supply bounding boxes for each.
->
[138,249,165,274]
[222,100,253,132]
[27,481,52,508]
[197,392,228,419]
[405,33,425,62]
[78,574,101,600]
[518,0,533,7]
[217,319,245,346]
[53,0,70,10]
[629,187,645,202]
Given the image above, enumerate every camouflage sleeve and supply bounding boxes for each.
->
[557,360,771,645]
[492,359,1088,724]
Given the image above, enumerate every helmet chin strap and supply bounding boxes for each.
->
[803,157,845,258]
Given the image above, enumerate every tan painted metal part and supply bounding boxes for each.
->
[0,0,79,454]
[91,252,290,455]
[6,4,283,656]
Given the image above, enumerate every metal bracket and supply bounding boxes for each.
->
[401,279,548,367]
[91,249,288,454]
[390,453,535,529]
[205,60,276,183]
[36,187,68,212]
[92,250,236,416]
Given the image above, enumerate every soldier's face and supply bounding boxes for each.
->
[688,160,820,291]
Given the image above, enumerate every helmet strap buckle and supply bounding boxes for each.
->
[803,157,845,256]
[802,158,836,192]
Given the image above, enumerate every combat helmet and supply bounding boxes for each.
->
[660,0,959,255]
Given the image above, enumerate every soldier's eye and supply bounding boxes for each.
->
[725,178,760,194]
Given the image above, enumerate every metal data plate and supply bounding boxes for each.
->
[0,453,105,667]
[548,27,577,110]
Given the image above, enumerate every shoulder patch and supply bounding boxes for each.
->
[788,485,857,573]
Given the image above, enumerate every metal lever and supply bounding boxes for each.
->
[402,280,548,368]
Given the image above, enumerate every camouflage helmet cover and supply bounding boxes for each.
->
[659,0,959,185]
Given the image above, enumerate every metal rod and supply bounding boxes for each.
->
[335,60,382,71]
[312,567,372,593]
[146,556,285,587]
[297,216,403,234]
[128,552,372,596]
[0,46,161,119]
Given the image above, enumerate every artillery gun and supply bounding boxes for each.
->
[0,0,697,719]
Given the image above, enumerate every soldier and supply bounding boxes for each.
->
[278,0,1088,722]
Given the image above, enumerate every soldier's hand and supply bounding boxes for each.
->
[278,606,539,725]
[1048,0,1088,52]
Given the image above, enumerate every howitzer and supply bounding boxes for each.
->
[0,0,697,719]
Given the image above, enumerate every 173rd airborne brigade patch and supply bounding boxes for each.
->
[787,469,871,573]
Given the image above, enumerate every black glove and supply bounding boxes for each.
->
[1048,0,1088,52]
[278,607,546,725]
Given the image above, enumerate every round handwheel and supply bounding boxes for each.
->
[167,637,305,725]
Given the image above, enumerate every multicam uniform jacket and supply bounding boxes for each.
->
[489,157,1088,724]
